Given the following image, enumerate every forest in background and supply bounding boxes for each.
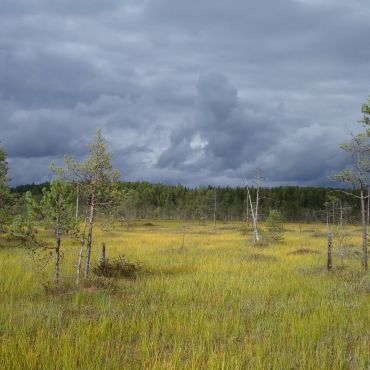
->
[12,181,360,223]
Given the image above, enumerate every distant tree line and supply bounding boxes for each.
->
[11,181,361,223]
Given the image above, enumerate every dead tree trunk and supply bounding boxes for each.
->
[332,199,335,225]
[55,198,61,282]
[255,183,260,240]
[246,186,259,243]
[367,186,370,225]
[99,242,106,269]
[75,183,80,221]
[84,196,95,278]
[327,232,333,271]
[76,207,88,284]
[360,188,368,271]
[246,196,249,230]
[213,191,217,233]
[338,203,344,267]
[55,229,61,281]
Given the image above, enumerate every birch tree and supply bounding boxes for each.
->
[245,168,264,244]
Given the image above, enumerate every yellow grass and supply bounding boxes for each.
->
[0,220,369,369]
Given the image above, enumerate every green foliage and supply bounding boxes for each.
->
[92,255,143,279]
[333,133,370,190]
[9,191,41,247]
[12,182,50,199]
[40,178,77,235]
[266,209,284,243]
[360,94,370,129]
[0,146,13,230]
[0,145,8,187]
[13,181,362,222]
[120,189,141,220]
[64,129,120,203]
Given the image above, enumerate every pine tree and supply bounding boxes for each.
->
[40,177,76,281]
[0,146,12,231]
[64,130,120,278]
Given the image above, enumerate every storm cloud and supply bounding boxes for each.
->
[0,0,369,186]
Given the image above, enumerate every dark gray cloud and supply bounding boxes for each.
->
[0,0,369,186]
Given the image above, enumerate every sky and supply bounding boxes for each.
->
[0,0,369,187]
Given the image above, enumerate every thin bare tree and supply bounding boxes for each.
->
[244,168,264,244]
[333,133,370,271]
[213,189,217,233]
[76,206,88,284]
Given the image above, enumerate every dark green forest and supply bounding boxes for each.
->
[12,181,361,223]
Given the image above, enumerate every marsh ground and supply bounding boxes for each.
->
[0,220,369,369]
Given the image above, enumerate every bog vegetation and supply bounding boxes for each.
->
[1,221,370,369]
[0,96,369,368]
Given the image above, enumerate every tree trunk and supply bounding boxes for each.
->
[338,205,344,267]
[75,183,80,221]
[360,188,368,271]
[84,198,95,278]
[367,186,370,225]
[246,197,249,230]
[327,232,333,271]
[246,186,258,243]
[55,201,61,281]
[55,229,61,281]
[332,200,335,225]
[99,243,106,269]
[76,207,88,284]
[255,185,259,242]
[213,192,217,233]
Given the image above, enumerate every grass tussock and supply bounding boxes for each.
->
[92,255,144,280]
[251,238,270,248]
[311,230,328,238]
[357,275,370,293]
[288,248,320,255]
[42,277,118,297]
[0,233,29,249]
[142,222,156,227]
[242,253,278,262]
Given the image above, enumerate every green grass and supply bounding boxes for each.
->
[0,221,369,369]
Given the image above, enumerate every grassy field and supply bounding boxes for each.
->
[0,220,369,369]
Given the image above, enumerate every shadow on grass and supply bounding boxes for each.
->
[141,222,156,227]
[288,248,320,255]
[310,231,328,238]
[42,277,119,297]
[241,253,278,262]
[297,264,368,285]
[0,234,28,249]
[148,263,197,277]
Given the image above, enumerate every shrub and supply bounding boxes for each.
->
[92,255,143,280]
[266,209,284,243]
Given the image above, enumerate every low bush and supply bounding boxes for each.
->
[92,255,143,280]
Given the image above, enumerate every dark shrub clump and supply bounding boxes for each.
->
[93,255,143,280]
